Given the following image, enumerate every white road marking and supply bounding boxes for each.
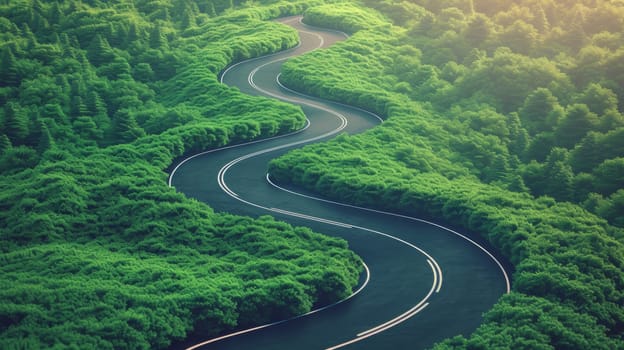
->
[169,15,510,350]
[185,262,372,350]
[266,175,510,294]
[177,19,442,348]
[327,304,430,350]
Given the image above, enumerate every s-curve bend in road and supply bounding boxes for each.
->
[169,16,510,350]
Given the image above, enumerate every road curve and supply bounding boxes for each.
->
[169,16,510,350]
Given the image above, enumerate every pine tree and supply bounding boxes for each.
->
[534,5,550,33]
[540,148,574,201]
[519,88,563,135]
[55,75,71,111]
[163,8,171,21]
[31,12,49,32]
[86,91,107,117]
[464,14,493,46]
[113,110,145,143]
[70,76,86,99]
[83,91,110,139]
[32,0,45,14]
[547,161,574,201]
[60,33,76,58]
[128,21,141,42]
[36,122,54,154]
[0,46,20,87]
[487,154,510,182]
[41,103,69,127]
[2,102,29,144]
[87,34,115,66]
[182,7,197,29]
[70,96,89,119]
[0,134,12,156]
[571,132,602,173]
[507,112,529,156]
[72,116,101,141]
[149,25,168,49]
[412,13,435,36]
[507,174,529,193]
[208,3,217,17]
[556,104,599,149]
[20,23,36,45]
[49,2,64,25]
[67,0,83,13]
[578,83,618,116]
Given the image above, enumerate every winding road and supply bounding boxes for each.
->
[169,16,510,350]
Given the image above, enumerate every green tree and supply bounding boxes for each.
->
[0,46,20,87]
[524,148,574,200]
[555,104,599,149]
[48,1,63,25]
[592,158,624,196]
[112,110,145,143]
[132,63,154,82]
[41,103,69,128]
[181,7,197,29]
[533,5,550,33]
[2,102,29,144]
[149,25,168,49]
[604,49,624,103]
[519,88,564,135]
[87,34,116,66]
[583,4,624,36]
[570,131,602,173]
[599,110,624,132]
[0,145,39,173]
[506,112,529,156]
[37,122,54,154]
[412,13,436,36]
[596,189,624,227]
[98,56,132,80]
[70,95,89,119]
[498,20,538,55]
[459,49,568,113]
[546,160,574,201]
[0,134,12,155]
[73,116,103,141]
[577,83,619,117]
[571,172,595,201]
[506,173,528,192]
[463,14,494,46]
[86,91,108,118]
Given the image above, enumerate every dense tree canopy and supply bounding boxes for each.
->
[0,0,363,349]
[270,1,624,349]
[2,0,624,349]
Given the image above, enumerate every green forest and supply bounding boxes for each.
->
[0,0,363,349]
[269,0,624,349]
[2,0,624,349]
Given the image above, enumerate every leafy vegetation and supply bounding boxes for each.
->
[0,0,363,349]
[270,1,624,348]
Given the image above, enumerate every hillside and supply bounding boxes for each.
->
[0,1,362,349]
[270,1,624,348]
[2,0,624,348]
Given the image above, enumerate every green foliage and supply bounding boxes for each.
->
[1,102,29,144]
[555,104,600,149]
[3,0,624,348]
[269,2,624,349]
[518,88,564,135]
[303,3,388,33]
[0,46,20,87]
[0,0,363,349]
